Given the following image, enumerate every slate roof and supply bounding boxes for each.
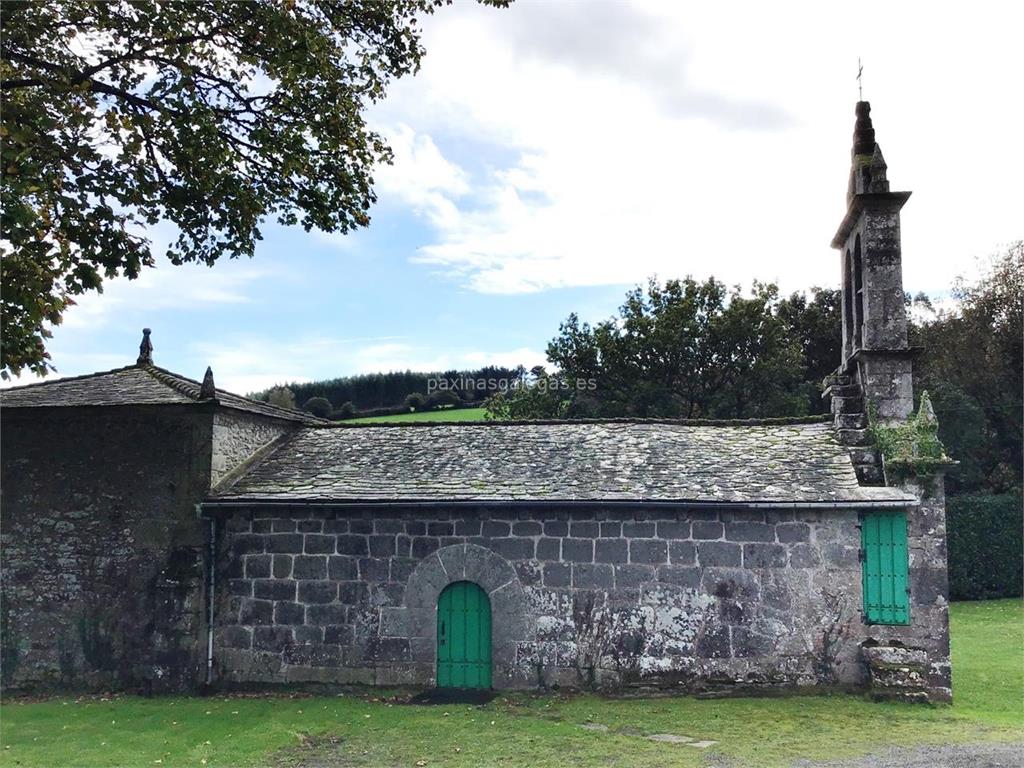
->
[0,364,319,424]
[213,420,915,505]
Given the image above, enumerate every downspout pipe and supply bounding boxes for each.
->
[198,504,216,686]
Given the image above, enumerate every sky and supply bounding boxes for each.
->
[16,0,1024,395]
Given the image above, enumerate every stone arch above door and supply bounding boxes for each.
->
[394,543,535,688]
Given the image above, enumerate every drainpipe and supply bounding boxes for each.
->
[202,508,216,686]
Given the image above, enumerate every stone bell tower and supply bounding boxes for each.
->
[826,101,917,483]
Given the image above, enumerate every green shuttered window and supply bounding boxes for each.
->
[861,511,911,625]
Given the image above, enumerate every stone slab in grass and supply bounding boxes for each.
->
[647,734,695,744]
[687,740,719,748]
[579,723,609,732]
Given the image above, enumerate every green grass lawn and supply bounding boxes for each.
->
[347,407,487,424]
[2,600,1021,767]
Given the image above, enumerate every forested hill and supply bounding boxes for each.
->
[249,366,524,412]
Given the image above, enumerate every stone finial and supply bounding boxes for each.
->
[852,101,876,157]
[916,390,938,431]
[137,328,153,365]
[848,101,892,201]
[200,366,216,399]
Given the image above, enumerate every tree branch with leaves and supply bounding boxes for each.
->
[0,0,507,377]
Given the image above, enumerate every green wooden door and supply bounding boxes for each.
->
[436,581,492,689]
[861,511,911,625]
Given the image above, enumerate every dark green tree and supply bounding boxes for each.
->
[777,287,842,414]
[425,389,461,410]
[0,0,506,378]
[489,277,811,420]
[301,396,332,418]
[911,242,1023,493]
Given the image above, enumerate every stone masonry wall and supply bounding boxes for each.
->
[868,473,952,700]
[0,404,299,692]
[213,504,950,696]
[211,410,293,488]
[1,406,213,692]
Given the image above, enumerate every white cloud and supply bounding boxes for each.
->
[366,0,1023,298]
[59,258,270,330]
[374,124,470,229]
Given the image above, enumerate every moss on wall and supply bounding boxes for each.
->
[868,391,954,477]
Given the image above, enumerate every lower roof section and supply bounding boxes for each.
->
[210,420,917,507]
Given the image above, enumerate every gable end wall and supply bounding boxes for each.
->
[211,410,295,488]
[1,406,213,691]
[0,404,300,692]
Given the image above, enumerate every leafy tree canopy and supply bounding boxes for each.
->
[0,0,506,378]
[487,276,827,421]
[912,242,1023,493]
[265,385,296,411]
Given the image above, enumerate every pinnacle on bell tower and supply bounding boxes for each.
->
[847,101,890,204]
[830,101,915,424]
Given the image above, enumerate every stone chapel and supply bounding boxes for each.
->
[0,101,952,701]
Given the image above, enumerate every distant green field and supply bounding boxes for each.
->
[347,407,488,424]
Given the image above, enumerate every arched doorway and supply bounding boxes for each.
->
[436,581,492,689]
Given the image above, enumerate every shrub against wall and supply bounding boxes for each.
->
[947,493,1023,600]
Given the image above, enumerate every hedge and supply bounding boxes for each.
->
[947,492,1023,600]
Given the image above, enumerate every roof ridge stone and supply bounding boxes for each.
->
[141,364,325,423]
[141,364,202,400]
[320,415,833,429]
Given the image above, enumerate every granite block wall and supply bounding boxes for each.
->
[212,501,950,697]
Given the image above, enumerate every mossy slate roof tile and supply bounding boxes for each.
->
[215,421,915,504]
[0,364,319,424]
